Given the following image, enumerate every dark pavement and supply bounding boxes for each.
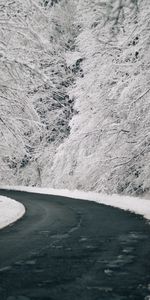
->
[0,189,150,300]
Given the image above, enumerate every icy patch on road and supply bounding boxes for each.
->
[0,196,25,229]
[1,186,150,221]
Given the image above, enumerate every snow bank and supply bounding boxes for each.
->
[1,186,150,221]
[0,196,25,229]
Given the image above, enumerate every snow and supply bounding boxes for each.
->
[0,196,25,229]
[37,0,150,195]
[1,186,150,221]
[65,51,82,67]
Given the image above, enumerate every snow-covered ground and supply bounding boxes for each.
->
[1,186,150,222]
[0,196,25,229]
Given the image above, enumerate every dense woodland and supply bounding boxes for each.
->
[0,0,150,195]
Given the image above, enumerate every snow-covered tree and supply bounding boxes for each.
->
[45,0,150,195]
[1,0,150,195]
[0,0,78,185]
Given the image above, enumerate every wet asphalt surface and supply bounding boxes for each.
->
[0,189,150,300]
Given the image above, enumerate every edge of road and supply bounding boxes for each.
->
[0,195,25,229]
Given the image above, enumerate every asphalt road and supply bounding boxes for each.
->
[0,189,150,300]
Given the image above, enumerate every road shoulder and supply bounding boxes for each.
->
[0,196,25,229]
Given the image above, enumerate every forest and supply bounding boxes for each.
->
[0,0,149,195]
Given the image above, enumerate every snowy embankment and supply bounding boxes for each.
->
[1,186,150,221]
[0,196,25,229]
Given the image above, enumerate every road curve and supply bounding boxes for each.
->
[0,189,150,300]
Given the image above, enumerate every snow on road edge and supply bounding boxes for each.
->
[0,196,25,229]
[1,186,150,221]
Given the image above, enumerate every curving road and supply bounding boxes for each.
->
[0,189,150,300]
